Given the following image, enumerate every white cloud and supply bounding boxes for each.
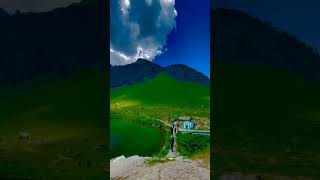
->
[145,0,152,6]
[120,0,130,15]
[110,0,177,65]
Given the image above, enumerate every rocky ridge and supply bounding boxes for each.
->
[110,155,210,180]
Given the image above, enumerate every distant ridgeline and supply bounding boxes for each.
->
[110,59,210,88]
[212,8,320,84]
[0,0,107,85]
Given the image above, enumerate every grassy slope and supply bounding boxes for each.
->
[213,64,320,178]
[110,73,210,160]
[0,70,107,179]
[111,73,210,124]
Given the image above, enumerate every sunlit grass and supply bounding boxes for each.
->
[110,100,141,110]
[191,146,210,168]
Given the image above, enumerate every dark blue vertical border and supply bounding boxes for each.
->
[105,0,110,179]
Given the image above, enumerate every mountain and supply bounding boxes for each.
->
[0,0,107,85]
[212,8,320,83]
[0,1,108,178]
[110,59,210,88]
[212,9,320,177]
[110,59,163,88]
[165,64,210,87]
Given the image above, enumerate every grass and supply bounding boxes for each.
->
[0,69,108,179]
[212,64,320,178]
[155,130,170,158]
[176,133,210,157]
[190,146,210,168]
[110,73,210,159]
[0,69,211,178]
[111,73,210,125]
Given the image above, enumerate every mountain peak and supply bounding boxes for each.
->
[111,60,210,88]
[110,59,163,88]
[135,58,151,64]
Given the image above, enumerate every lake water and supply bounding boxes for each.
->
[110,119,165,159]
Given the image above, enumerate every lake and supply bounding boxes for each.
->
[110,118,165,159]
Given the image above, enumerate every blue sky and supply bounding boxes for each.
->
[110,0,210,77]
[154,0,211,77]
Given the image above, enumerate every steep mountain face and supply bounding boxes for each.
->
[110,59,164,88]
[0,0,107,85]
[212,8,320,83]
[165,64,210,87]
[110,59,210,88]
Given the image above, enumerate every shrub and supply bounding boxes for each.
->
[155,130,170,158]
[176,133,210,157]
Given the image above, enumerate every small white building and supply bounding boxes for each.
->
[172,117,197,130]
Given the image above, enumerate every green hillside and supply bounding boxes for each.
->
[111,73,210,121]
[110,73,210,161]
[0,70,107,179]
[213,64,320,178]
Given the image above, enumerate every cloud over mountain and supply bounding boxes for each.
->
[110,0,177,65]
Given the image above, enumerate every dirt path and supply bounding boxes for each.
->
[142,115,172,128]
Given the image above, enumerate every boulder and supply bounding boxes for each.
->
[18,132,29,140]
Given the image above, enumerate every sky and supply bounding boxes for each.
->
[0,0,80,13]
[213,0,320,52]
[1,0,210,76]
[110,0,177,66]
[154,0,210,77]
[110,0,210,77]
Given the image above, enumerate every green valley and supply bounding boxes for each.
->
[110,73,210,161]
